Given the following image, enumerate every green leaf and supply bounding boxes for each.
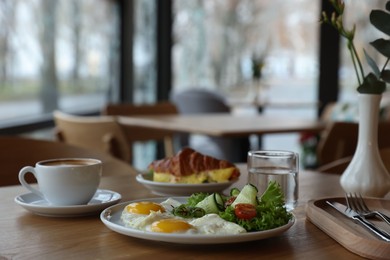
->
[186,192,210,207]
[364,49,381,77]
[370,10,390,36]
[370,38,390,59]
[219,181,292,232]
[357,73,387,94]
[259,181,284,207]
[381,69,390,83]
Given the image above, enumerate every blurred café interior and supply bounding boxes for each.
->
[1,0,390,172]
[3,2,390,258]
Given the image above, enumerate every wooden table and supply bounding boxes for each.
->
[117,114,325,137]
[0,163,367,259]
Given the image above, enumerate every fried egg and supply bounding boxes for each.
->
[121,201,172,230]
[125,201,166,214]
[120,198,247,235]
[121,199,194,233]
[190,214,246,234]
[149,218,196,233]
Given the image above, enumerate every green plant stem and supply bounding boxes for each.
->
[350,42,365,85]
[349,48,361,85]
[381,58,390,72]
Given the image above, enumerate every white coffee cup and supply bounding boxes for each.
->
[19,158,102,206]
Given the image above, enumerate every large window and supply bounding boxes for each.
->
[0,0,119,127]
[172,0,320,111]
[2,0,368,168]
[172,0,321,155]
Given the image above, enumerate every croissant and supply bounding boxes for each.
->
[148,147,240,184]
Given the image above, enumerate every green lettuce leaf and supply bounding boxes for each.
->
[219,181,292,231]
[186,192,210,207]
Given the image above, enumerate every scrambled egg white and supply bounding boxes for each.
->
[120,198,246,235]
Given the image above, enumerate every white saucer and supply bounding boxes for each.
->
[15,189,121,217]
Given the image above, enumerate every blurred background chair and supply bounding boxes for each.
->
[0,136,136,186]
[53,110,131,163]
[101,102,177,161]
[316,121,390,171]
[316,147,390,174]
[316,121,359,167]
[170,88,250,162]
[171,88,231,114]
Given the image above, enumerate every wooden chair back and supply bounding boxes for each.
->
[53,110,131,163]
[317,121,390,166]
[0,136,136,186]
[316,147,390,174]
[102,102,178,158]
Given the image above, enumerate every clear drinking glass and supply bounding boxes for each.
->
[247,150,299,211]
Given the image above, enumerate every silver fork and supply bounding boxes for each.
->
[346,193,390,226]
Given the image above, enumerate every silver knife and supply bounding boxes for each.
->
[326,201,390,242]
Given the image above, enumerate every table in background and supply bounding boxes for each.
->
[0,164,367,259]
[118,114,326,162]
[118,114,325,137]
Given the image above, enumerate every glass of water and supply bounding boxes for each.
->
[247,150,299,211]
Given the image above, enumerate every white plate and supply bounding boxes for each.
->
[100,197,295,244]
[15,189,121,217]
[136,173,237,196]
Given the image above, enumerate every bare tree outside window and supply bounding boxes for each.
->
[0,0,15,85]
[0,0,119,124]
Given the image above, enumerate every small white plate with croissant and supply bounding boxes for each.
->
[136,172,237,196]
[137,148,241,196]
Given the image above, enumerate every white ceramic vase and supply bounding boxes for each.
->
[340,93,390,197]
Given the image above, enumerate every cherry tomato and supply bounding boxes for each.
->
[234,203,257,220]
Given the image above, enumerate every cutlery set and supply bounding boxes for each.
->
[326,194,390,242]
[345,193,390,225]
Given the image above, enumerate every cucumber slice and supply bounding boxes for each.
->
[231,184,258,207]
[214,193,225,210]
[230,187,240,197]
[195,193,220,214]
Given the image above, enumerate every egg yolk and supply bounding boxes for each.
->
[125,202,166,215]
[151,219,194,233]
